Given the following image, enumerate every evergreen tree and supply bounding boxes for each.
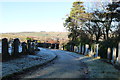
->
[64,1,90,45]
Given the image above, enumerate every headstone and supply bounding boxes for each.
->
[77,46,79,53]
[79,44,81,53]
[55,44,57,49]
[51,44,55,49]
[56,44,59,49]
[12,38,20,56]
[79,44,82,53]
[21,42,27,54]
[89,47,93,57]
[75,46,78,52]
[27,40,31,53]
[118,42,120,64]
[88,49,91,56]
[111,48,117,64]
[70,45,72,51]
[70,45,73,52]
[2,38,10,61]
[30,42,35,55]
[71,45,73,51]
[74,46,77,52]
[107,48,111,61]
[85,44,89,55]
[82,45,84,54]
[63,45,64,50]
[35,41,40,51]
[95,44,99,57]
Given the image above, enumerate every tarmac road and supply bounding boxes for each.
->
[13,49,89,79]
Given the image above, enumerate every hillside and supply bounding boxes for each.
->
[1,32,69,44]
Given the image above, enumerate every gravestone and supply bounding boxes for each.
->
[72,45,74,52]
[118,42,120,64]
[111,48,117,64]
[85,44,89,55]
[82,45,84,54]
[70,45,72,51]
[62,45,64,50]
[107,48,111,61]
[79,44,81,53]
[27,40,31,54]
[21,42,27,54]
[95,44,99,57]
[74,46,77,52]
[12,38,20,57]
[30,42,35,55]
[79,44,82,53]
[55,44,57,49]
[90,47,94,57]
[56,43,59,49]
[88,49,91,56]
[70,45,74,52]
[77,46,79,53]
[2,38,10,61]
[35,41,40,51]
[75,46,78,52]
[51,44,55,49]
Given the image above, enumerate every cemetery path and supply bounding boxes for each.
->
[7,49,120,79]
[12,50,89,78]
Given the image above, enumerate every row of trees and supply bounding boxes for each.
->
[64,1,120,58]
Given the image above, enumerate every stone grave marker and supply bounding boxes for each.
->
[79,44,81,53]
[82,45,84,54]
[95,44,99,57]
[21,42,27,54]
[107,48,111,62]
[85,44,89,55]
[2,38,10,61]
[118,42,120,64]
[27,40,31,54]
[12,38,20,57]
[111,48,117,64]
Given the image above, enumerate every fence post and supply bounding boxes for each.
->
[2,38,10,61]
[107,48,111,62]
[12,38,20,57]
[111,48,117,64]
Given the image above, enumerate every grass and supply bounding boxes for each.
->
[83,57,120,78]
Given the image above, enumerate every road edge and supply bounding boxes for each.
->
[2,52,57,79]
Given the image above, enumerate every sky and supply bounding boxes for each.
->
[0,0,111,33]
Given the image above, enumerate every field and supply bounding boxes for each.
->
[0,32,69,44]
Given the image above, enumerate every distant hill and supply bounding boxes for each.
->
[1,32,69,44]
